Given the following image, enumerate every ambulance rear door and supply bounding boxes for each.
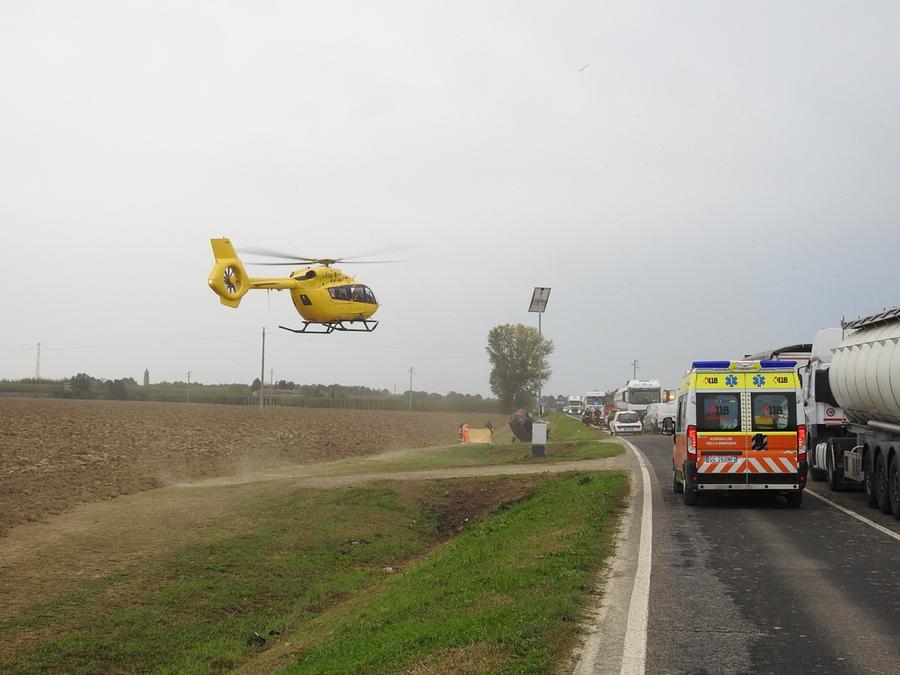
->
[744,370,801,481]
[693,371,749,480]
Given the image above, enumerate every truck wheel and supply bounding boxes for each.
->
[864,451,879,508]
[889,454,900,521]
[673,468,683,494]
[876,453,892,515]
[810,466,826,481]
[827,449,843,492]
[786,491,803,508]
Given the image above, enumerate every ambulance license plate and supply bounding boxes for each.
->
[705,456,737,463]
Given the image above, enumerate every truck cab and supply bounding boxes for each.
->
[800,328,850,482]
[664,360,807,506]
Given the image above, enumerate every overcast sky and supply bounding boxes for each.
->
[2,1,899,398]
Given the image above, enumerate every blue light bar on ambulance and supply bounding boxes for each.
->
[691,361,731,369]
[691,359,797,370]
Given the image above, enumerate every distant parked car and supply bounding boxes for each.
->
[609,411,642,435]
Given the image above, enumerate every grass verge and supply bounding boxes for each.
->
[0,472,628,673]
[300,411,621,477]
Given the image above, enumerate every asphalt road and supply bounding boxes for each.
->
[631,434,900,674]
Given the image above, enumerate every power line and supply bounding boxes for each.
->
[12,331,259,352]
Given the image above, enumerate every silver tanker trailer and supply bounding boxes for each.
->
[821,306,900,518]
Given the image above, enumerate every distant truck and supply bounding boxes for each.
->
[809,307,900,519]
[582,390,608,410]
[565,395,583,415]
[614,379,662,416]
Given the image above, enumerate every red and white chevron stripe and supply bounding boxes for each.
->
[697,456,798,474]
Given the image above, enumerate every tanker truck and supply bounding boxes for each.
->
[815,306,900,519]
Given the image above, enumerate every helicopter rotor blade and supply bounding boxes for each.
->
[237,246,319,262]
[329,259,408,264]
[333,245,418,262]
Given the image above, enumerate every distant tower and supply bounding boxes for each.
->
[143,369,150,386]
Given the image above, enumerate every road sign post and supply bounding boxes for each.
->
[528,287,551,416]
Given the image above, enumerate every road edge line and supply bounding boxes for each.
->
[619,438,653,675]
[805,488,900,542]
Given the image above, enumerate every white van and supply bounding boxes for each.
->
[644,402,677,433]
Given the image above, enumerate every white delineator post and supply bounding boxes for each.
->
[532,421,547,458]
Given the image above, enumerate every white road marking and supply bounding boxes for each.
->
[806,489,900,543]
[619,438,653,675]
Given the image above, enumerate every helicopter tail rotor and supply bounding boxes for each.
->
[208,238,250,307]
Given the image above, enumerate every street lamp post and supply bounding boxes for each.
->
[528,287,551,416]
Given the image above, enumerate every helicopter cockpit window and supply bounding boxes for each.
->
[328,286,351,301]
[329,285,377,304]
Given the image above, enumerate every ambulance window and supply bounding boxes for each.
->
[676,395,686,433]
[696,393,741,431]
[752,393,796,431]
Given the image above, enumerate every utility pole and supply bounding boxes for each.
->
[34,342,41,380]
[271,368,274,389]
[408,367,415,411]
[186,370,191,403]
[259,327,266,409]
[630,359,639,380]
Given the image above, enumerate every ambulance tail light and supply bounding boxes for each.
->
[797,424,807,459]
[687,425,697,458]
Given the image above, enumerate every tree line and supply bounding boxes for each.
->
[0,376,500,412]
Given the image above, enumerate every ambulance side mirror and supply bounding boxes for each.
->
[661,418,675,436]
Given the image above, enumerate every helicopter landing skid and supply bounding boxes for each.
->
[278,320,379,335]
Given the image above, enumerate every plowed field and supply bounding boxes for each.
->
[0,398,507,537]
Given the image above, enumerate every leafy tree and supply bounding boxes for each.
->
[70,373,96,399]
[101,379,130,400]
[485,323,553,412]
[251,377,262,392]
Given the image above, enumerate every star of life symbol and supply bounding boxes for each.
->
[753,374,766,387]
[725,375,738,387]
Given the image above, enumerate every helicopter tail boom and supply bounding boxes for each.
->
[208,238,251,308]
[209,238,300,307]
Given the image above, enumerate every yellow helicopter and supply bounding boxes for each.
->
[207,237,399,334]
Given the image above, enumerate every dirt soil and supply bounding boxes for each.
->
[0,398,509,537]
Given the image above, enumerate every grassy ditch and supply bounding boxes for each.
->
[0,472,628,673]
